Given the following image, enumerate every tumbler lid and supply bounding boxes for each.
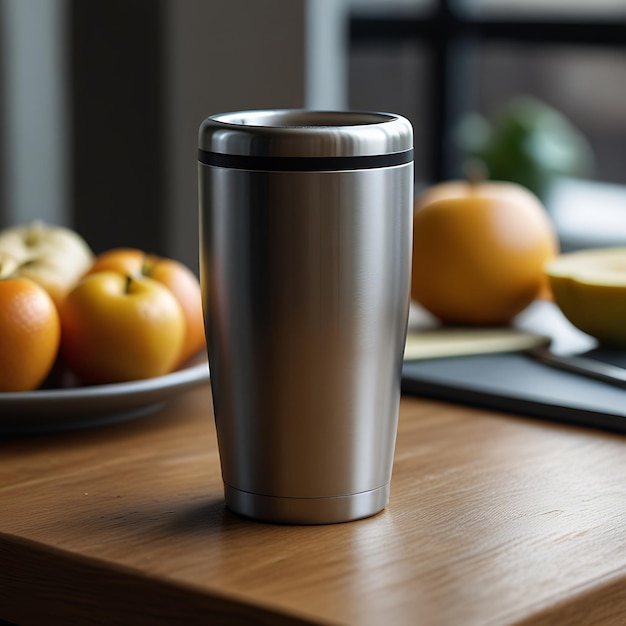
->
[198,110,413,169]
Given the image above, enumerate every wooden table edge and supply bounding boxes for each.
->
[0,531,334,626]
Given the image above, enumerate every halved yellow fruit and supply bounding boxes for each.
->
[545,247,626,346]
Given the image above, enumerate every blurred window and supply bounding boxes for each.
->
[348,0,626,185]
[469,0,626,19]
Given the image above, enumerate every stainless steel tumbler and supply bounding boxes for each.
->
[198,110,413,524]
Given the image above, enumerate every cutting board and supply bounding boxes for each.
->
[401,301,626,433]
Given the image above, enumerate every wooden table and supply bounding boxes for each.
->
[1,384,625,626]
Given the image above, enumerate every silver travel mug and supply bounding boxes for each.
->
[198,110,413,524]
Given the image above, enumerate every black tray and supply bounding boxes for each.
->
[401,302,626,433]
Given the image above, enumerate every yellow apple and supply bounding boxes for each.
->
[0,221,94,306]
[85,248,206,364]
[545,247,626,346]
[59,271,186,384]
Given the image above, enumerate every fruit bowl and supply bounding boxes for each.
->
[0,353,209,435]
[545,247,626,347]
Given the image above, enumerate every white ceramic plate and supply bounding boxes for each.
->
[0,357,210,435]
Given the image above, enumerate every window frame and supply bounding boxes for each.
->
[349,0,626,181]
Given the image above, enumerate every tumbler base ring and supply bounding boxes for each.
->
[223,483,390,525]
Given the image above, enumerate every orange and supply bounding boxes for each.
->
[0,258,61,392]
[86,248,206,364]
[411,181,559,325]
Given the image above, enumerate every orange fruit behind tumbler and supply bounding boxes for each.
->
[411,180,559,326]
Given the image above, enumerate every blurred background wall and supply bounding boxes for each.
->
[0,0,344,270]
[1,0,625,270]
[0,0,68,227]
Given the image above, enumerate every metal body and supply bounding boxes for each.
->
[198,110,413,524]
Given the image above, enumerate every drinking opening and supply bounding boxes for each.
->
[212,110,396,129]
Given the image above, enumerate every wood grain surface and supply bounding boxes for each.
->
[1,385,625,626]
